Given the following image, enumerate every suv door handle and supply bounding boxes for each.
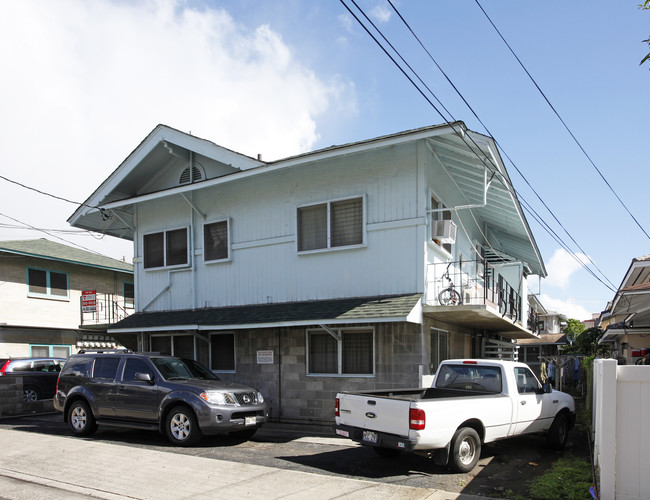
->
[520,401,526,405]
[118,385,127,390]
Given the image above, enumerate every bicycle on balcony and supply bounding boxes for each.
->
[438,263,463,306]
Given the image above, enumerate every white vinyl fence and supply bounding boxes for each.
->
[593,359,650,500]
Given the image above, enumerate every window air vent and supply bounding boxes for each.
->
[179,166,203,185]
[432,220,457,244]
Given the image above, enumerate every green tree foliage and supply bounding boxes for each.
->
[563,327,608,356]
[642,1,650,67]
[562,319,586,344]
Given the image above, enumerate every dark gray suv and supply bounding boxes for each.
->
[54,350,268,445]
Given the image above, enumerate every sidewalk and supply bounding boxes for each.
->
[0,427,486,500]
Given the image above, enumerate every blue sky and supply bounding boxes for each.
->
[0,0,648,321]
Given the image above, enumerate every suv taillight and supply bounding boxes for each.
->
[335,397,340,417]
[0,360,10,375]
[409,408,425,430]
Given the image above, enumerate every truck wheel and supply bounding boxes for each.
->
[68,400,97,436]
[373,447,401,458]
[450,427,481,473]
[165,405,201,446]
[547,412,569,450]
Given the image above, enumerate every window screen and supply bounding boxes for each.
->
[204,221,229,261]
[308,332,337,374]
[144,233,164,268]
[298,204,327,251]
[331,198,363,247]
[342,331,372,374]
[210,333,235,371]
[166,228,188,266]
[28,269,47,294]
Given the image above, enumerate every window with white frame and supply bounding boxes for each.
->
[143,228,189,269]
[210,333,235,371]
[307,328,374,375]
[27,267,69,299]
[298,197,363,252]
[123,282,134,309]
[30,344,71,359]
[430,327,449,373]
[431,196,452,253]
[204,220,229,262]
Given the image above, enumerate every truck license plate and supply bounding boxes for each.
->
[362,430,378,444]
[245,416,256,426]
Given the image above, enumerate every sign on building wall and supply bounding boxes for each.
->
[256,350,274,364]
[82,290,97,313]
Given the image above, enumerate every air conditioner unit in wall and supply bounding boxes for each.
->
[432,220,457,244]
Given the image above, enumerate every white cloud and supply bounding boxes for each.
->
[0,0,355,259]
[370,5,392,24]
[544,248,590,289]
[539,294,591,322]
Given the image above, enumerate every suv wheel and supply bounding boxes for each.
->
[68,400,97,436]
[165,406,201,446]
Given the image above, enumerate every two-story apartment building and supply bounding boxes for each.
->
[69,122,546,424]
[0,239,133,358]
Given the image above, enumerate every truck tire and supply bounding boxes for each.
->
[165,405,201,446]
[68,400,97,436]
[450,427,481,473]
[547,412,569,450]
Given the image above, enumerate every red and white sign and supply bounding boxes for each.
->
[82,290,97,313]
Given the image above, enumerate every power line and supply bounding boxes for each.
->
[474,0,650,241]
[342,0,616,290]
[385,0,616,291]
[0,211,105,255]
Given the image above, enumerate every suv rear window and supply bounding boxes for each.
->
[92,357,120,380]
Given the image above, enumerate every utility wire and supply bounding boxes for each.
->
[474,0,650,241]
[0,211,106,255]
[344,0,615,289]
[0,174,110,220]
[383,0,616,290]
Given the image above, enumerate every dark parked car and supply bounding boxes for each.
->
[0,357,66,402]
[54,350,268,445]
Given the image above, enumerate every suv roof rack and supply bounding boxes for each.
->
[76,349,135,355]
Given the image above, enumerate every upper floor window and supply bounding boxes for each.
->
[27,267,69,299]
[204,220,230,262]
[143,228,189,269]
[431,196,453,253]
[123,282,134,309]
[298,197,363,252]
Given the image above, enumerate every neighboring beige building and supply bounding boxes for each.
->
[600,254,650,364]
[0,239,133,358]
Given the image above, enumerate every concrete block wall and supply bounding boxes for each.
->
[218,322,425,425]
[0,376,55,416]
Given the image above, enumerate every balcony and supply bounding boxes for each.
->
[424,260,538,339]
[80,293,133,328]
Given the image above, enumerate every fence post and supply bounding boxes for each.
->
[594,359,617,500]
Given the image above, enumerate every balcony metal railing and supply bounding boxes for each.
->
[426,259,522,323]
[80,293,133,326]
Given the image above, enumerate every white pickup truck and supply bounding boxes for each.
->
[334,359,575,472]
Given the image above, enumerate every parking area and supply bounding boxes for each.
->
[0,412,590,498]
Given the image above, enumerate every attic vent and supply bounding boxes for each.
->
[179,166,203,185]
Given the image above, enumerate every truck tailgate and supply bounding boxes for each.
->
[337,393,411,436]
